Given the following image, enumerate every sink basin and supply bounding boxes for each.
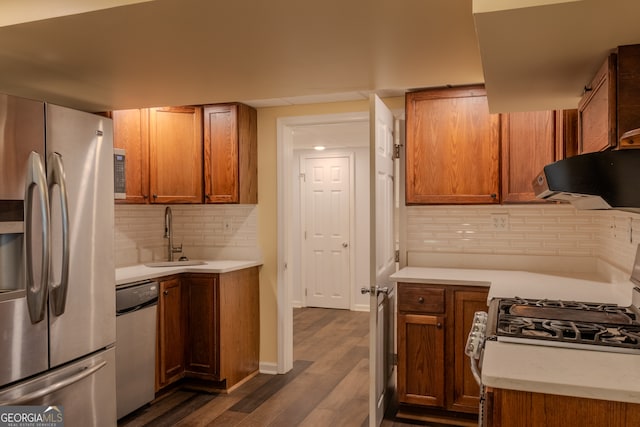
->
[144,260,206,268]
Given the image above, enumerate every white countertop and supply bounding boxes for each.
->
[391,266,640,404]
[390,266,632,305]
[116,260,262,285]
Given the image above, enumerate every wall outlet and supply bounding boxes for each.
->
[490,213,509,231]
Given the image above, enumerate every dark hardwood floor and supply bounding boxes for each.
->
[118,307,459,427]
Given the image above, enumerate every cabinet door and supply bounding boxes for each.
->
[501,111,559,203]
[157,277,185,389]
[203,103,257,204]
[578,54,617,154]
[185,275,219,379]
[451,289,488,413]
[405,86,500,204]
[149,106,203,203]
[112,109,150,203]
[397,313,445,407]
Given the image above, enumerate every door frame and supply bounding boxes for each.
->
[277,111,368,374]
[299,152,355,309]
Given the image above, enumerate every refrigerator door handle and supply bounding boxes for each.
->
[47,152,70,316]
[0,361,107,406]
[24,151,50,324]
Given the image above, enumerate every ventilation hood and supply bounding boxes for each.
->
[532,149,640,213]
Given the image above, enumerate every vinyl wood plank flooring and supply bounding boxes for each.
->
[119,307,464,427]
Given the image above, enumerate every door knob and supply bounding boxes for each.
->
[342,242,348,248]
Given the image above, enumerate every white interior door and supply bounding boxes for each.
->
[367,95,396,426]
[302,155,352,309]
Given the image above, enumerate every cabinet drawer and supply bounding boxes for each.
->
[398,284,445,313]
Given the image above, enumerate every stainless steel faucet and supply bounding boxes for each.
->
[164,206,182,261]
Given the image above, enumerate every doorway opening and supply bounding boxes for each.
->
[277,112,369,373]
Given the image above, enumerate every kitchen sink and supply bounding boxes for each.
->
[144,260,206,268]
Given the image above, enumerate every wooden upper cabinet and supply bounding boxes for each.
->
[405,86,501,204]
[578,53,617,154]
[112,109,150,203]
[501,110,566,203]
[149,106,203,204]
[203,103,257,204]
[578,44,640,154]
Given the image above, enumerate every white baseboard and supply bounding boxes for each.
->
[352,303,369,312]
[259,361,278,375]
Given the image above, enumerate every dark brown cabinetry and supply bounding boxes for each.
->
[405,86,501,205]
[397,282,488,423]
[156,268,260,392]
[149,106,203,204]
[203,103,257,204]
[484,388,640,427]
[578,44,640,154]
[157,276,185,390]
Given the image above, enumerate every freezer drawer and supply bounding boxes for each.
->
[0,347,116,427]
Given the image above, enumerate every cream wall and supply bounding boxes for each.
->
[256,96,404,366]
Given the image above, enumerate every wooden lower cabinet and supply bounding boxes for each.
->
[157,276,185,390]
[485,388,640,427]
[185,275,219,379]
[156,267,260,392]
[397,282,489,423]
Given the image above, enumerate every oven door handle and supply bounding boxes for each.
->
[469,356,482,386]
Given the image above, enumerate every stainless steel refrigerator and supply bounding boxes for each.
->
[0,94,116,425]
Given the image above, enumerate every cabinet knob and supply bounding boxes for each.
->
[163,290,169,296]
[418,296,424,304]
[436,322,443,329]
[490,193,497,199]
[143,194,148,199]
[153,194,158,199]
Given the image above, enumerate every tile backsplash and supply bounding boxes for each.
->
[114,204,260,267]
[406,204,640,275]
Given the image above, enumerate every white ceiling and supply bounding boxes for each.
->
[0,0,638,113]
[0,0,484,112]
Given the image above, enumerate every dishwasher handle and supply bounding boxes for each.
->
[116,297,158,316]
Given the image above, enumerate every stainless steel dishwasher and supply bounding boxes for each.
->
[115,279,159,419]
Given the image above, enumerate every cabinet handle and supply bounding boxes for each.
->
[163,290,169,296]
[418,296,424,304]
[153,194,158,199]
[436,322,442,329]
[490,193,497,199]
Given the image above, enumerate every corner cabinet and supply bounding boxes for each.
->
[156,267,260,392]
[397,282,488,424]
[203,103,258,204]
[405,86,500,205]
[501,110,576,203]
[149,106,203,203]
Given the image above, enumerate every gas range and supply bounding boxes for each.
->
[487,296,640,354]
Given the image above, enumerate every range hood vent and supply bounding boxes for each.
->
[533,149,640,213]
